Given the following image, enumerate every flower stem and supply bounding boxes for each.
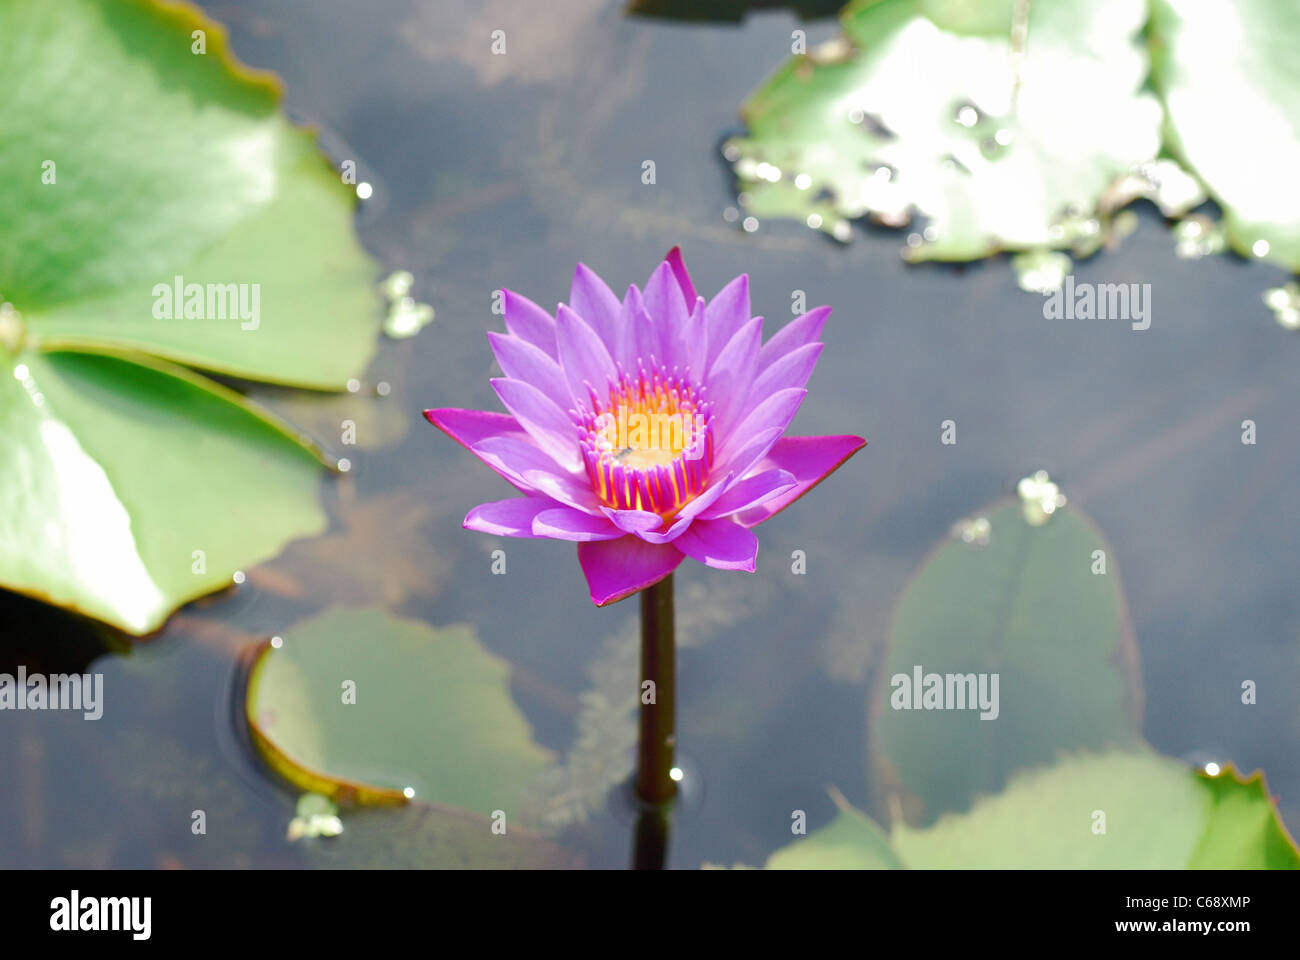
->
[636,572,677,806]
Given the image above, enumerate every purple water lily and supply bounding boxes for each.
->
[424,248,865,606]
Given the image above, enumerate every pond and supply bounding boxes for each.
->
[1,0,1296,869]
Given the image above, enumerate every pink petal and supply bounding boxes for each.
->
[643,262,689,365]
[533,507,623,541]
[704,274,751,370]
[471,436,598,512]
[759,306,830,372]
[715,387,806,466]
[621,284,660,371]
[698,468,797,519]
[424,407,530,452]
[570,263,622,356]
[705,315,763,434]
[578,537,685,606]
[502,290,558,360]
[735,435,867,528]
[464,498,555,538]
[674,518,758,572]
[556,304,618,408]
[603,507,666,536]
[736,341,823,424]
[490,378,582,472]
[664,246,698,305]
[488,332,571,410]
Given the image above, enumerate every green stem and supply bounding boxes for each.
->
[636,572,677,806]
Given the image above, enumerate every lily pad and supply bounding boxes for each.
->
[0,0,378,386]
[0,0,389,632]
[1148,0,1300,271]
[768,752,1300,868]
[725,0,1161,259]
[245,609,553,822]
[0,348,326,635]
[869,497,1143,824]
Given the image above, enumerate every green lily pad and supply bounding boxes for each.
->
[1148,0,1300,271]
[245,609,553,823]
[0,0,390,632]
[0,0,378,386]
[725,0,1161,260]
[869,497,1143,825]
[768,752,1300,868]
[0,348,326,634]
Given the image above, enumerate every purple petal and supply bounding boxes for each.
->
[710,426,782,487]
[570,263,622,356]
[734,435,867,528]
[621,284,660,371]
[502,290,558,359]
[674,518,758,572]
[556,304,618,408]
[465,497,555,538]
[705,315,763,433]
[631,472,735,544]
[488,332,571,410]
[682,295,708,381]
[704,274,750,370]
[471,436,597,512]
[698,468,797,519]
[578,537,685,606]
[737,341,823,424]
[491,378,582,472]
[759,305,830,372]
[665,247,698,304]
[716,386,806,466]
[603,507,665,536]
[643,262,689,366]
[533,507,623,541]
[424,408,530,452]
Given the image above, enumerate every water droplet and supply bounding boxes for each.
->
[806,213,823,229]
[954,104,980,128]
[951,516,991,547]
[232,570,246,585]
[1262,282,1300,330]
[13,363,28,380]
[794,173,812,190]
[722,206,739,223]
[1252,239,1270,258]
[1011,249,1071,294]
[742,216,759,233]
[1017,470,1066,526]
[337,457,352,473]
[270,635,283,649]
[376,381,392,397]
[722,143,740,162]
[346,378,361,393]
[356,182,373,200]
[832,220,852,242]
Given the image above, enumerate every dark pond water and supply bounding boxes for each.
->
[2,0,1297,868]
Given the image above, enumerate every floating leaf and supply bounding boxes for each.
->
[0,0,391,631]
[725,0,1161,260]
[1149,0,1300,271]
[245,609,553,822]
[869,497,1142,824]
[0,0,379,387]
[0,349,326,634]
[768,752,1300,868]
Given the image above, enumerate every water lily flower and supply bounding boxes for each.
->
[424,248,865,606]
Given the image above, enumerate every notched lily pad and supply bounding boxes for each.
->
[0,0,398,632]
[767,751,1300,868]
[244,609,553,823]
[869,494,1143,825]
[726,0,1162,262]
